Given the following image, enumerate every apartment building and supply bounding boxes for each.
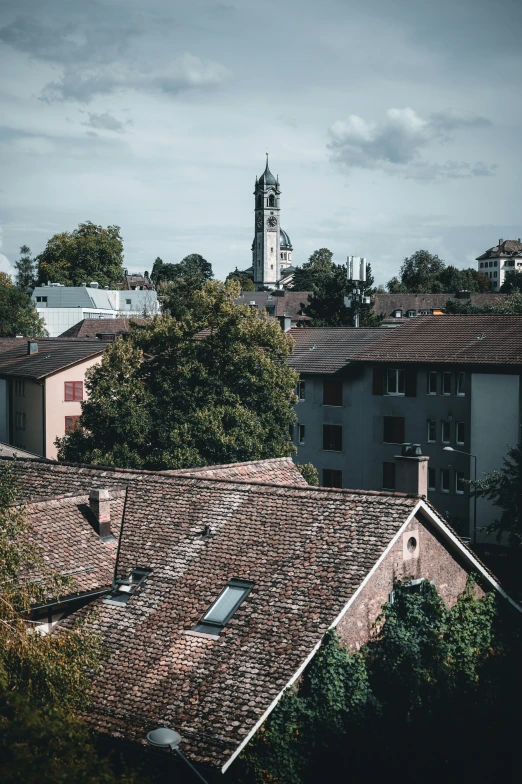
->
[0,339,106,458]
[476,238,522,289]
[289,316,522,541]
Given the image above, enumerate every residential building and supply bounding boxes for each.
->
[373,291,507,325]
[31,282,159,337]
[234,290,311,329]
[58,317,146,340]
[121,270,154,290]
[0,339,107,458]
[476,238,522,289]
[289,316,522,541]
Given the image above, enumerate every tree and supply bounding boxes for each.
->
[296,463,319,485]
[445,290,522,315]
[57,280,299,469]
[0,276,47,337]
[36,222,124,288]
[304,263,378,328]
[14,245,35,289]
[387,250,491,294]
[150,254,213,287]
[226,267,255,291]
[471,444,522,549]
[501,270,522,294]
[291,248,334,291]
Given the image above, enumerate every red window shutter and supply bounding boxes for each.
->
[405,368,417,397]
[64,382,73,401]
[372,367,384,395]
[74,381,83,401]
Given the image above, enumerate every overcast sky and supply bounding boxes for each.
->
[0,0,520,286]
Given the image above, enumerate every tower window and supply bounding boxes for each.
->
[268,195,275,207]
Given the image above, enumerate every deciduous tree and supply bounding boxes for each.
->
[471,444,522,549]
[14,245,35,288]
[0,276,47,337]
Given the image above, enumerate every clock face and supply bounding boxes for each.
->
[267,216,277,227]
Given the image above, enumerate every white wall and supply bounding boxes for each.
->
[37,308,118,337]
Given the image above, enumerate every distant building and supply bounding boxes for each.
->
[234,290,311,329]
[373,292,507,325]
[58,317,145,340]
[121,270,154,290]
[476,238,522,289]
[31,283,159,337]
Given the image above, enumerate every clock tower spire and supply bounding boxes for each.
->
[252,155,281,290]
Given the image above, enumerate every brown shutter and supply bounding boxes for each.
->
[372,367,384,395]
[74,381,83,401]
[405,368,417,397]
[64,382,73,401]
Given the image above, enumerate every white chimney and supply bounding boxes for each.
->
[395,444,428,497]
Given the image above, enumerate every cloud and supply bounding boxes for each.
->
[327,107,494,181]
[81,111,129,133]
[0,230,15,279]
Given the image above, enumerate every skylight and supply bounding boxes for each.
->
[194,579,253,635]
[103,568,152,606]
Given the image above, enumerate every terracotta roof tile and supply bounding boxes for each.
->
[166,457,307,485]
[287,327,391,374]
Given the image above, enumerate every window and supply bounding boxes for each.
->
[386,368,405,395]
[389,578,428,604]
[441,468,450,493]
[125,298,131,305]
[442,372,451,395]
[456,422,465,444]
[15,412,26,430]
[407,310,416,318]
[393,310,402,318]
[383,416,405,444]
[323,379,343,406]
[36,296,47,303]
[480,263,483,268]
[268,194,275,207]
[493,271,497,278]
[15,379,25,397]
[428,468,436,491]
[427,371,437,395]
[382,462,396,490]
[441,421,451,443]
[298,380,305,400]
[323,424,342,451]
[65,415,81,432]
[456,471,465,494]
[194,579,253,635]
[104,568,152,606]
[298,424,305,444]
[323,469,342,488]
[427,419,436,442]
[456,372,465,396]
[64,381,83,401]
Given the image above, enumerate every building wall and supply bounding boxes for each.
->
[37,308,118,337]
[12,379,44,455]
[44,355,103,458]
[337,513,484,650]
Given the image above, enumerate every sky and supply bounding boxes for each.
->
[0,0,520,287]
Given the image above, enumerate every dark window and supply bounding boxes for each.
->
[268,195,275,207]
[428,468,436,491]
[441,468,450,492]
[323,425,342,451]
[441,421,451,443]
[383,416,405,444]
[383,462,396,490]
[15,379,25,397]
[288,423,294,440]
[456,422,464,444]
[323,469,342,488]
[427,419,436,442]
[298,424,305,444]
[427,371,437,394]
[104,568,152,606]
[65,415,81,432]
[442,372,451,395]
[457,372,465,395]
[64,381,83,401]
[372,367,385,395]
[194,579,253,635]
[456,471,465,494]
[298,381,305,400]
[323,379,343,406]
[386,368,405,395]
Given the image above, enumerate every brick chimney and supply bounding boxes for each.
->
[395,444,428,497]
[89,488,111,538]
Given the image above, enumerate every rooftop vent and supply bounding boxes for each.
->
[27,340,38,355]
[456,290,471,299]
[249,300,257,306]
[89,281,99,289]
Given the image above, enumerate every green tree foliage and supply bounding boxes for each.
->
[14,245,35,288]
[291,248,334,291]
[445,290,522,315]
[0,275,47,337]
[226,267,255,291]
[36,222,124,288]
[236,579,522,784]
[151,254,213,286]
[296,463,319,486]
[57,280,299,469]
[387,250,489,294]
[501,269,522,293]
[471,444,522,549]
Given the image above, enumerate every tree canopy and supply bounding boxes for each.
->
[387,250,490,294]
[57,279,299,469]
[445,290,522,315]
[226,267,255,291]
[14,245,35,289]
[501,269,522,293]
[471,444,522,550]
[150,253,213,286]
[0,276,47,337]
[36,222,125,288]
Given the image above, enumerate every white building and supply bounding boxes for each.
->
[31,283,159,337]
[476,238,522,289]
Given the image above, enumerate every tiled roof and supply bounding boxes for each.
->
[0,340,105,379]
[234,292,311,323]
[476,239,522,260]
[373,292,507,316]
[58,318,146,339]
[24,492,125,600]
[0,442,47,460]
[287,327,390,374]
[168,457,307,485]
[350,314,522,365]
[59,477,420,769]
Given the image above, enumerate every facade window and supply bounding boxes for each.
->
[386,368,405,395]
[456,471,465,494]
[65,415,81,432]
[441,469,450,493]
[15,379,25,397]
[442,372,451,395]
[480,263,483,268]
[393,310,402,318]
[427,419,436,443]
[427,371,437,394]
[323,469,342,488]
[298,381,305,400]
[64,381,83,402]
[456,372,465,396]
[323,379,343,406]
[382,462,396,490]
[15,412,26,430]
[298,424,305,444]
[494,271,497,278]
[428,468,436,491]
[407,310,416,318]
[441,421,451,443]
[323,425,342,452]
[456,422,465,444]
[36,296,48,303]
[383,416,405,444]
[194,579,253,635]
[268,195,275,207]
[125,298,131,305]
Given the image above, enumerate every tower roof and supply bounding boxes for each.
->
[258,156,277,188]
[280,228,292,249]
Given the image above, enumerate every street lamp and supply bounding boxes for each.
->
[443,446,477,544]
[146,727,210,784]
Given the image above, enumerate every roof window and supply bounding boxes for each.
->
[103,568,152,606]
[194,579,253,635]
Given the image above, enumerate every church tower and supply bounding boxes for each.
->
[252,156,281,290]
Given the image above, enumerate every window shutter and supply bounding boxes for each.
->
[405,368,417,397]
[372,367,384,395]
[74,381,83,401]
[64,382,73,401]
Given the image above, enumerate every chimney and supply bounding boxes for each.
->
[395,444,428,497]
[498,238,504,246]
[89,488,111,539]
[27,340,38,354]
